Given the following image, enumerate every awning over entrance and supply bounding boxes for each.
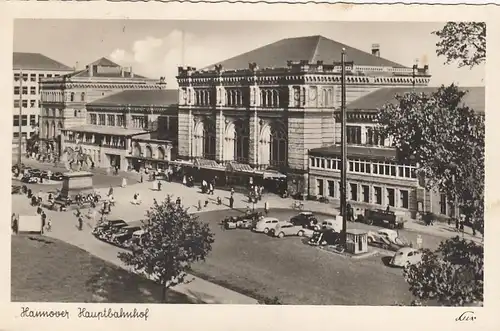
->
[193,158,225,170]
[225,161,254,173]
[262,170,286,179]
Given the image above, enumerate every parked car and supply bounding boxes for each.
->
[319,218,342,232]
[290,211,319,229]
[363,209,406,229]
[221,216,239,230]
[123,229,147,249]
[21,174,38,183]
[308,228,341,246]
[112,225,142,245]
[51,172,64,181]
[92,219,128,236]
[253,217,283,234]
[390,247,423,267]
[367,229,412,251]
[236,212,263,229]
[273,222,314,238]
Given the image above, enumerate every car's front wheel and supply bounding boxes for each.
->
[264,228,269,234]
[297,230,304,237]
[277,232,285,238]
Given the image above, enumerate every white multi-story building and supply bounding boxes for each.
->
[12,52,73,152]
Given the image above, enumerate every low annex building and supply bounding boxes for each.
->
[308,86,485,219]
[176,35,431,194]
[60,89,178,171]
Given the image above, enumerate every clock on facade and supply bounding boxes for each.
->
[309,88,318,101]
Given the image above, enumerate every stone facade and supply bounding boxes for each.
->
[177,60,430,195]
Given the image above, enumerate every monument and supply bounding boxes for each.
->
[60,171,94,199]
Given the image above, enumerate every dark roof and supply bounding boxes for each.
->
[65,57,148,79]
[347,86,485,114]
[13,52,73,71]
[207,35,407,70]
[309,145,397,162]
[88,90,178,107]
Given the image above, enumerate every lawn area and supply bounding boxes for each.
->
[11,235,195,303]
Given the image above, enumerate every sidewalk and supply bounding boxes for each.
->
[12,194,258,304]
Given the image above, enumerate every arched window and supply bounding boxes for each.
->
[234,120,249,162]
[157,147,165,160]
[203,118,217,159]
[272,90,279,107]
[133,142,141,157]
[270,121,287,168]
[70,92,75,102]
[145,145,153,158]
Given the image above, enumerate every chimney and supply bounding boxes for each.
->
[74,61,79,71]
[130,66,134,78]
[371,44,380,57]
[88,65,93,77]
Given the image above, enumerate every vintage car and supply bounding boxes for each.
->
[92,219,128,237]
[21,174,39,184]
[221,216,239,230]
[366,229,411,251]
[308,229,342,246]
[253,217,284,234]
[363,209,406,229]
[51,172,64,181]
[390,247,423,267]
[123,229,147,249]
[319,218,342,232]
[273,222,315,238]
[111,225,142,246]
[290,211,319,229]
[236,212,264,229]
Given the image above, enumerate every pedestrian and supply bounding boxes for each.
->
[182,175,187,186]
[12,215,18,234]
[198,199,202,211]
[176,197,181,206]
[78,216,83,231]
[204,198,209,208]
[46,219,52,232]
[216,196,222,205]
[229,196,234,209]
[264,201,269,215]
[41,212,46,234]
[455,217,459,232]
[416,234,423,249]
[209,183,214,195]
[121,177,127,188]
[108,185,113,197]
[472,221,477,236]
[158,181,162,191]
[140,174,144,183]
[230,187,235,197]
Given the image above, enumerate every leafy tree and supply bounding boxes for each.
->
[376,85,484,230]
[118,199,214,302]
[403,236,483,306]
[433,22,486,68]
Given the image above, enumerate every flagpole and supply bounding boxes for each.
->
[340,49,347,249]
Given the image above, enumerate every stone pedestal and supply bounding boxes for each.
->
[60,171,94,198]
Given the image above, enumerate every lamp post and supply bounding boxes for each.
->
[17,71,23,168]
[412,59,419,89]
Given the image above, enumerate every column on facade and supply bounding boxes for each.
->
[288,86,294,107]
[215,110,225,161]
[248,111,259,165]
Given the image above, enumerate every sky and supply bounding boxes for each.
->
[14,19,485,88]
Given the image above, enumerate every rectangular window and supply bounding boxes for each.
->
[90,114,97,125]
[328,180,335,197]
[30,87,36,95]
[13,115,19,126]
[354,161,360,172]
[404,167,411,178]
[362,185,370,203]
[348,161,354,172]
[372,163,378,174]
[22,132,27,139]
[316,179,324,196]
[326,159,332,169]
[39,74,45,79]
[398,166,404,177]
[14,73,20,81]
[400,190,409,209]
[378,164,384,175]
[440,194,447,215]
[347,126,362,144]
[30,100,36,108]
[320,158,325,169]
[14,86,20,95]
[310,158,315,168]
[30,74,36,82]
[98,114,106,125]
[13,132,19,138]
[22,100,28,108]
[117,115,125,127]
[47,74,52,78]
[374,186,382,205]
[107,114,115,126]
[21,115,28,126]
[29,115,36,126]
[387,188,395,207]
[22,86,28,95]
[350,183,358,201]
[390,165,397,177]
[14,100,20,108]
[22,74,28,81]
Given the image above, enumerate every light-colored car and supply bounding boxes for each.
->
[390,247,423,267]
[367,229,411,250]
[273,222,315,238]
[253,217,283,234]
[319,218,342,232]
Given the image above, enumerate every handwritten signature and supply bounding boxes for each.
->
[456,311,476,322]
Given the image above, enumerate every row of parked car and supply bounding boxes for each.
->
[222,211,421,267]
[92,219,145,250]
[14,165,64,183]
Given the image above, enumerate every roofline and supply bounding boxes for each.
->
[13,66,74,72]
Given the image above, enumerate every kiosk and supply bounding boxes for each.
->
[346,229,369,255]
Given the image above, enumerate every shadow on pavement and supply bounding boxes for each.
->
[381,256,393,267]
[85,265,200,304]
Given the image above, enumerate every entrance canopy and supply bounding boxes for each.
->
[262,170,286,179]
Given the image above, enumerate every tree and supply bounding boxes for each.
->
[376,85,484,230]
[403,236,483,306]
[118,199,214,302]
[433,22,486,68]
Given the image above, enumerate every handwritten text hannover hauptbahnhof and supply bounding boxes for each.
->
[20,307,150,321]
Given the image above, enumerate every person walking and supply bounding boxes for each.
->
[209,183,214,195]
[204,198,209,208]
[46,219,52,232]
[158,180,162,191]
[229,195,234,209]
[121,177,127,188]
[198,200,202,211]
[264,201,269,215]
[176,197,181,206]
[78,216,83,231]
[455,217,460,232]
